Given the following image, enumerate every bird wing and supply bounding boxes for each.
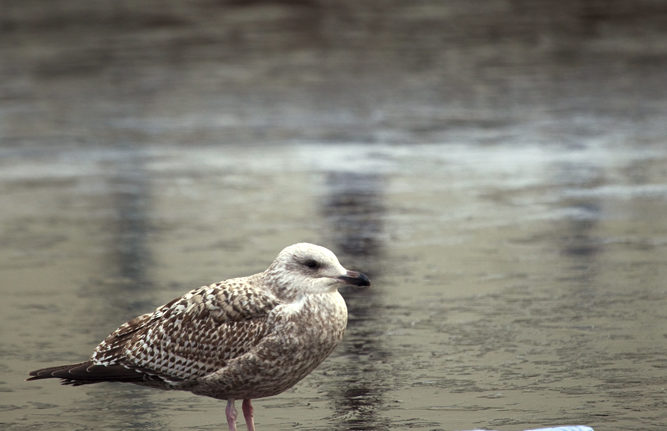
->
[91,279,281,384]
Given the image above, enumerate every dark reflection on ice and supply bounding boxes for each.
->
[553,162,603,260]
[323,172,385,266]
[106,150,153,293]
[85,148,159,429]
[320,171,390,430]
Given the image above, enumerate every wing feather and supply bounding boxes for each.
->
[91,279,281,384]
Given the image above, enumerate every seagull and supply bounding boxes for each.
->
[27,243,371,431]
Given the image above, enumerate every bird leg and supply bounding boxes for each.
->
[242,399,255,431]
[226,399,238,431]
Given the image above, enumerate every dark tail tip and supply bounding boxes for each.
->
[28,361,146,385]
[27,361,94,382]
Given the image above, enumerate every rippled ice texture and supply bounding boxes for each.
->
[1,1,666,430]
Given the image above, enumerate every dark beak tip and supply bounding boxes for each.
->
[339,271,371,287]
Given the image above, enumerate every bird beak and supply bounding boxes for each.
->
[337,270,371,287]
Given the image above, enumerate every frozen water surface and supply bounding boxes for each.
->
[1,1,666,430]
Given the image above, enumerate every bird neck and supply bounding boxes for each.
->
[262,267,312,301]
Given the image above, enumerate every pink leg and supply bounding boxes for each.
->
[242,399,255,431]
[226,399,238,431]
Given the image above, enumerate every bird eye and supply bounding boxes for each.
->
[303,259,320,269]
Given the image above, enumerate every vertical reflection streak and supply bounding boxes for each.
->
[85,148,163,429]
[320,171,390,430]
[553,161,603,279]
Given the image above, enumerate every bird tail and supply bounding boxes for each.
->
[27,361,144,386]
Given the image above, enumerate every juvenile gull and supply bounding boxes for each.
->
[28,243,370,431]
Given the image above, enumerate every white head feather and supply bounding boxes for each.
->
[264,243,369,300]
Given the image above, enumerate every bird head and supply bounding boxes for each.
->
[265,243,370,299]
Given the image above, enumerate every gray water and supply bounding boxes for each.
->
[1,1,666,430]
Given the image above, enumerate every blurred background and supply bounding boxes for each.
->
[1,1,666,430]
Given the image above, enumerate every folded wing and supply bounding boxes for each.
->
[29,280,281,386]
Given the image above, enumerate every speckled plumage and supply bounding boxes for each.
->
[28,243,370,430]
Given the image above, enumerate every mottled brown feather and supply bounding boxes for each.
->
[89,277,281,385]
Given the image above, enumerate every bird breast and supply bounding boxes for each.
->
[272,291,348,350]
